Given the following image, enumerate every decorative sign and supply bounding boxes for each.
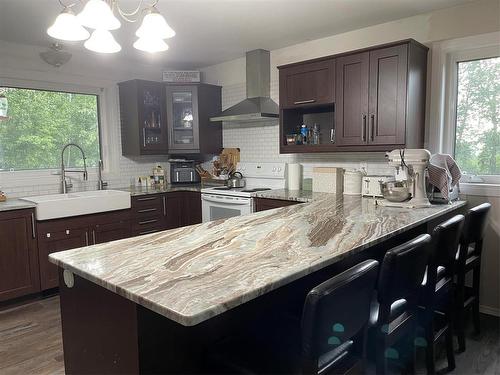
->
[162,70,201,83]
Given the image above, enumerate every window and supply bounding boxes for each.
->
[454,57,500,176]
[0,86,101,170]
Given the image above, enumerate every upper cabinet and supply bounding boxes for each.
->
[119,80,168,156]
[119,80,222,156]
[166,84,222,154]
[278,39,428,153]
[279,59,335,108]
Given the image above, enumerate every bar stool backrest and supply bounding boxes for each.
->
[301,259,379,371]
[377,234,431,317]
[431,215,465,278]
[459,203,491,259]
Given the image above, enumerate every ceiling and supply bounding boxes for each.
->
[0,0,473,69]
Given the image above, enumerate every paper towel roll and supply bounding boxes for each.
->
[287,163,302,190]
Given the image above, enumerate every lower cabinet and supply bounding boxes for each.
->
[37,210,130,291]
[254,198,301,212]
[0,209,40,302]
[165,191,202,229]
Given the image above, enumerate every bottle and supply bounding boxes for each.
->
[153,164,165,187]
[301,124,308,145]
[312,123,320,145]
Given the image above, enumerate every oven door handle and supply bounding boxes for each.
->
[201,195,250,205]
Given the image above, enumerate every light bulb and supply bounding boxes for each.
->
[47,8,90,41]
[136,8,175,39]
[133,37,169,53]
[84,29,121,53]
[77,0,121,30]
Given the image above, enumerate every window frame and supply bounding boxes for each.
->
[444,46,500,184]
[0,78,104,172]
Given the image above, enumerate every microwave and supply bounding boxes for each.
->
[170,160,200,184]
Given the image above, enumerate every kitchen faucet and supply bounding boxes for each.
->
[61,143,88,194]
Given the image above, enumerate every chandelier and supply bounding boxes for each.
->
[47,0,175,53]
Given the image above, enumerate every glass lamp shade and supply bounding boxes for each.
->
[47,8,90,41]
[77,0,121,30]
[0,94,8,120]
[133,37,169,53]
[136,8,175,39]
[84,29,121,53]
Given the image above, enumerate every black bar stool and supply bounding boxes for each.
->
[369,234,431,375]
[419,214,464,374]
[455,202,491,352]
[208,259,379,375]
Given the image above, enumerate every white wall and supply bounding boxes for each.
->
[0,40,170,197]
[200,0,500,314]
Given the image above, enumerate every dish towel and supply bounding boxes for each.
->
[428,154,462,200]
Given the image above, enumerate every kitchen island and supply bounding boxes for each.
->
[50,194,466,374]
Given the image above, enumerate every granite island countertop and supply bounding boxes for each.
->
[50,195,466,326]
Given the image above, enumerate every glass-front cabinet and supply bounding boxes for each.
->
[166,86,200,152]
[118,80,168,156]
[119,80,222,156]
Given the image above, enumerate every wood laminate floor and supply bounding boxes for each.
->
[0,296,498,374]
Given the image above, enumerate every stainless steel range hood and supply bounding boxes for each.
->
[210,49,279,123]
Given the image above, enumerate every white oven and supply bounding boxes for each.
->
[201,193,253,222]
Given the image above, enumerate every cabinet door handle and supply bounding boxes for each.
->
[30,213,36,239]
[361,114,367,142]
[137,208,157,213]
[138,219,158,225]
[176,171,180,182]
[190,171,194,181]
[293,99,316,105]
[370,114,375,142]
[136,196,157,202]
[85,231,89,246]
[163,196,166,216]
[142,128,146,147]
[330,128,335,143]
[92,230,96,245]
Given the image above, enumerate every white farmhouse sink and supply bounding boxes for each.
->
[21,190,131,220]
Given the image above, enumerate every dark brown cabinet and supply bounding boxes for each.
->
[254,198,301,212]
[165,191,202,228]
[119,80,168,156]
[0,209,39,301]
[38,218,89,290]
[37,210,130,290]
[335,52,370,146]
[279,59,335,108]
[166,84,222,154]
[131,194,167,235]
[278,39,428,153]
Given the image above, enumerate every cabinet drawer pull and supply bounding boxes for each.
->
[139,229,158,235]
[138,219,158,225]
[136,196,157,202]
[370,114,375,142]
[137,208,158,213]
[92,230,96,245]
[66,229,70,235]
[361,114,367,142]
[293,99,316,105]
[163,196,166,216]
[31,213,36,239]
[85,231,89,246]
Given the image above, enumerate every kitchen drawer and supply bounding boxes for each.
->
[132,217,164,236]
[131,194,166,218]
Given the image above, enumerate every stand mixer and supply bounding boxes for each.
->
[379,149,432,208]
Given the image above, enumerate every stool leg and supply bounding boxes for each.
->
[446,293,456,371]
[455,281,467,353]
[472,263,481,335]
[425,317,435,375]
